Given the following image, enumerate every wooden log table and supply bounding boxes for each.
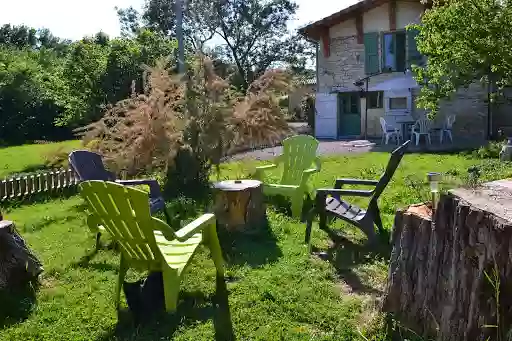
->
[384,179,512,341]
[212,180,266,232]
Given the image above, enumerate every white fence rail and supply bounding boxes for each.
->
[0,169,79,201]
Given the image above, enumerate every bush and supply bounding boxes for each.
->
[472,140,505,159]
[301,94,315,131]
[81,55,292,199]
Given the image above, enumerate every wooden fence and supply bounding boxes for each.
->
[0,169,79,201]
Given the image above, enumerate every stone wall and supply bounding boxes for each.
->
[411,85,489,140]
[318,36,364,93]
[318,35,400,94]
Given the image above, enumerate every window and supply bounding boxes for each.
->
[382,32,406,72]
[338,93,359,114]
[367,91,383,109]
[364,29,422,74]
[389,97,408,110]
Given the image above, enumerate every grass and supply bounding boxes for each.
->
[0,140,81,178]
[1,144,512,341]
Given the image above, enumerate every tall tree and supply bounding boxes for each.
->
[412,0,512,119]
[209,0,306,89]
[117,0,312,90]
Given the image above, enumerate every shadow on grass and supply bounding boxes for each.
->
[72,259,119,273]
[313,227,391,296]
[217,215,282,269]
[0,188,78,210]
[0,282,38,329]
[96,275,234,341]
[265,194,314,222]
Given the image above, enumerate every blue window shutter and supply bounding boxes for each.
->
[364,32,379,75]
[407,28,422,67]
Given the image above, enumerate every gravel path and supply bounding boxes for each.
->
[227,140,376,161]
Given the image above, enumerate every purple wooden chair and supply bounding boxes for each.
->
[69,150,169,247]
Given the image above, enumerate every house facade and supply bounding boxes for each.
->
[299,0,492,140]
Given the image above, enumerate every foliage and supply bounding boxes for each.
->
[81,55,291,197]
[0,24,177,145]
[0,47,71,144]
[472,140,506,159]
[55,29,177,128]
[0,24,69,51]
[116,0,315,90]
[1,144,511,340]
[412,0,512,119]
[301,93,316,130]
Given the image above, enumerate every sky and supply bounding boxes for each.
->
[0,0,359,41]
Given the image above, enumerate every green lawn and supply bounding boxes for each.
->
[1,148,511,341]
[0,140,81,178]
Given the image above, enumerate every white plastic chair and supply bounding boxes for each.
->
[380,117,401,145]
[439,115,456,143]
[411,119,432,146]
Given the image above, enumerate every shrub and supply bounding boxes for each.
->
[79,55,291,198]
[301,94,315,131]
[472,140,505,159]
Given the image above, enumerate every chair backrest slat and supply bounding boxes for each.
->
[80,181,163,264]
[280,135,319,186]
[69,150,115,181]
[414,119,431,134]
[371,140,410,201]
[379,117,388,133]
[445,115,456,129]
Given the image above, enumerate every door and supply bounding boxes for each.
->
[338,92,361,137]
[315,93,337,138]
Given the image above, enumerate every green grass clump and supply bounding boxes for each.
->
[0,140,81,178]
[1,145,511,340]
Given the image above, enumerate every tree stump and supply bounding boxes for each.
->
[213,180,266,232]
[0,220,43,289]
[383,180,512,341]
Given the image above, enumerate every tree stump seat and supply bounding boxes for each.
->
[212,180,266,233]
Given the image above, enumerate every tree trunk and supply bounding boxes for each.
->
[213,180,266,233]
[0,220,43,289]
[383,181,512,341]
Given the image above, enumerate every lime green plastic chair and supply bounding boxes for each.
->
[254,135,321,219]
[79,180,224,312]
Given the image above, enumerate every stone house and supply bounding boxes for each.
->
[298,0,497,140]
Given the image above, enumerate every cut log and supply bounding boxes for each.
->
[213,180,266,232]
[0,220,43,289]
[383,180,512,341]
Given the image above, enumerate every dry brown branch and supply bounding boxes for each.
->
[79,55,292,180]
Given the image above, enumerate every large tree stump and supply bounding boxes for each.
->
[383,180,512,341]
[213,180,266,232]
[0,220,43,289]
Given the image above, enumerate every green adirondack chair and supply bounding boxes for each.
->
[254,135,321,219]
[79,180,224,312]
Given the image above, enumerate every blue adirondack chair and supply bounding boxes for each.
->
[69,150,168,248]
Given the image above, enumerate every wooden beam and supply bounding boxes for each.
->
[389,0,397,31]
[321,29,331,58]
[356,13,363,44]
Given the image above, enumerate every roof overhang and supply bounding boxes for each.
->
[298,0,430,41]
[298,0,387,41]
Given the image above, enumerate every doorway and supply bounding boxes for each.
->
[337,92,361,137]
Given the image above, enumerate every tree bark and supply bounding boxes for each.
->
[383,187,512,341]
[0,220,43,289]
